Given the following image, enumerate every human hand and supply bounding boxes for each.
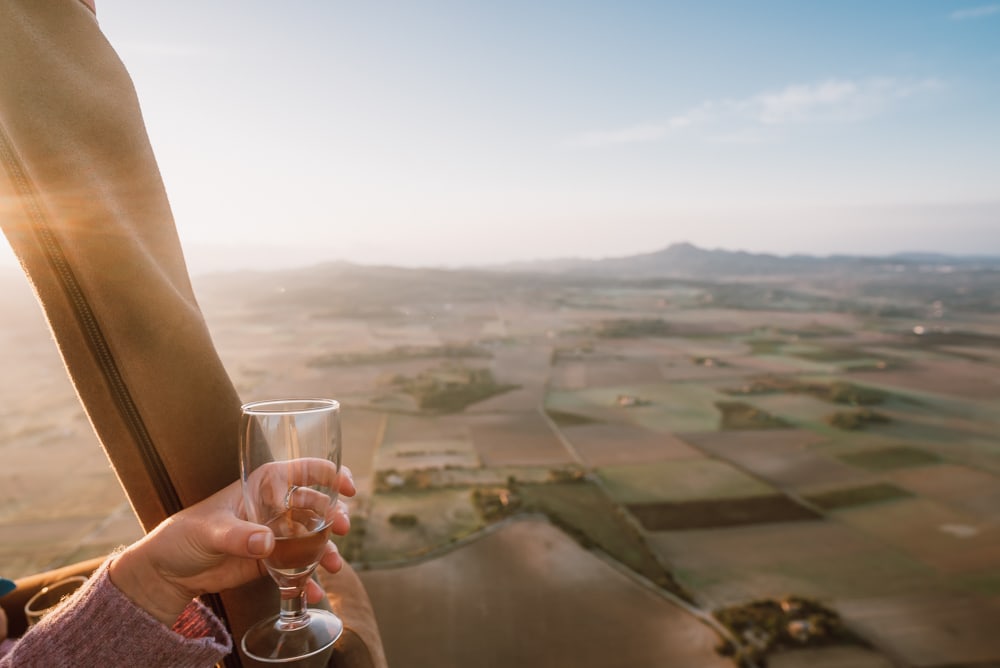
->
[109,465,356,627]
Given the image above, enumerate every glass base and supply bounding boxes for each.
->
[241,609,344,664]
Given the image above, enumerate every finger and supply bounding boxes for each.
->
[287,486,332,516]
[318,540,343,574]
[339,466,356,497]
[288,458,341,489]
[305,578,325,605]
[254,459,340,500]
[207,513,275,559]
[328,500,350,536]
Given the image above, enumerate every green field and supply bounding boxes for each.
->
[188,264,1000,667]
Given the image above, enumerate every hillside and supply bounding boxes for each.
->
[493,242,1000,279]
[191,244,1000,320]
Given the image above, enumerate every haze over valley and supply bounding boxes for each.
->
[4,242,1000,666]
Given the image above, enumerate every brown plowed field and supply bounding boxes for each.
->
[357,517,733,668]
[467,412,574,467]
[561,422,702,466]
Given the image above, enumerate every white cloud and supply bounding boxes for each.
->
[747,77,941,124]
[950,4,1000,20]
[570,123,669,148]
[568,104,714,147]
[749,79,861,123]
[569,77,942,148]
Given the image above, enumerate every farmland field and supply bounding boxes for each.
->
[3,259,1000,667]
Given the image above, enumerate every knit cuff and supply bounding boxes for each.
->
[4,554,232,667]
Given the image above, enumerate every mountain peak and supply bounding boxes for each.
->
[494,243,1000,278]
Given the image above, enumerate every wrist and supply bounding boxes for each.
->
[109,542,195,628]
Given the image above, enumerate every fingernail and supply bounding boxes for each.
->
[249,531,273,556]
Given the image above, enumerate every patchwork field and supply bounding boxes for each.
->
[3,260,1000,667]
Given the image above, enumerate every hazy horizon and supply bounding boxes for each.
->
[5,229,1000,277]
[137,231,1000,277]
[3,1,999,272]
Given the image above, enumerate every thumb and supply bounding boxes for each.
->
[208,514,274,559]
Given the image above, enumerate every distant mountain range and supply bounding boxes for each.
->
[492,242,1000,279]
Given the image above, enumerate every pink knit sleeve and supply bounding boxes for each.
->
[0,557,231,667]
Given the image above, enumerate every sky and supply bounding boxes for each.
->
[4,1,1000,272]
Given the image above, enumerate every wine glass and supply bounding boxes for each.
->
[239,398,345,663]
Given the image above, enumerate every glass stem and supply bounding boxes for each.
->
[277,585,309,630]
